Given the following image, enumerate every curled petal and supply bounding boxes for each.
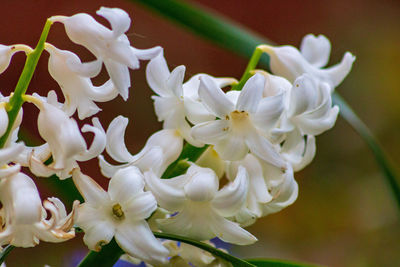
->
[213,166,248,217]
[131,46,162,60]
[251,92,284,132]
[96,7,130,38]
[0,104,8,138]
[83,220,116,252]
[167,65,185,98]
[66,58,102,78]
[76,117,106,161]
[300,34,331,68]
[146,52,170,96]
[0,164,21,178]
[144,171,185,211]
[105,116,134,163]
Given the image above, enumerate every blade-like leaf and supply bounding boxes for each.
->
[0,245,14,264]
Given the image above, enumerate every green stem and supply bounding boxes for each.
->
[231,46,265,91]
[0,245,14,264]
[0,19,52,148]
[78,233,255,267]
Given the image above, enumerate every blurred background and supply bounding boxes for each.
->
[0,0,399,266]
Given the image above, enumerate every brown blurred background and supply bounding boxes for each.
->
[0,0,399,266]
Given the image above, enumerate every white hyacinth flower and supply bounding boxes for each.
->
[0,171,78,247]
[285,74,339,136]
[45,44,118,119]
[191,74,286,168]
[50,7,161,100]
[145,164,257,245]
[99,115,183,178]
[146,52,236,146]
[0,44,32,75]
[227,154,298,226]
[263,34,355,90]
[24,96,106,179]
[73,167,169,264]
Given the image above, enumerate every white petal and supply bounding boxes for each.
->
[105,116,134,163]
[124,191,157,220]
[115,221,169,264]
[191,120,229,144]
[0,142,24,165]
[72,169,108,204]
[167,65,185,98]
[213,166,248,217]
[293,135,316,171]
[88,80,119,102]
[236,73,264,113]
[109,166,145,202]
[0,105,8,138]
[300,34,331,68]
[98,155,124,178]
[144,171,185,211]
[288,74,319,117]
[83,220,116,251]
[298,105,339,135]
[245,130,285,169]
[251,92,284,132]
[198,76,234,117]
[76,117,106,161]
[103,59,130,100]
[214,132,248,161]
[210,216,257,245]
[184,97,215,125]
[0,164,21,178]
[184,165,219,202]
[321,52,356,88]
[28,156,57,178]
[131,46,162,60]
[146,52,170,96]
[66,58,102,78]
[96,7,131,38]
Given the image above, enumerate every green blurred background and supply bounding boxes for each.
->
[0,0,399,266]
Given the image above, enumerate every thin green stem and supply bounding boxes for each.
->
[77,239,124,267]
[231,45,265,91]
[0,19,52,148]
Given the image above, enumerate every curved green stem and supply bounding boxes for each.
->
[0,19,52,148]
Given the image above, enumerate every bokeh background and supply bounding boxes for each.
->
[0,0,399,266]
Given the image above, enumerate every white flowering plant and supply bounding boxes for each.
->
[0,2,395,267]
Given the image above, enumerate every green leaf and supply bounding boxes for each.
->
[246,258,324,267]
[130,0,400,212]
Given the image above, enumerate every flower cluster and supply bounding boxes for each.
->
[0,7,354,266]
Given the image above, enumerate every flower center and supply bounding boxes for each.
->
[229,110,251,132]
[112,203,125,219]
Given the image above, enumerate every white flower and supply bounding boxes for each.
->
[0,171,78,247]
[45,44,118,119]
[145,164,257,245]
[263,34,355,89]
[191,73,286,168]
[72,166,169,264]
[226,154,298,226]
[0,44,32,75]
[284,74,339,136]
[280,129,316,172]
[146,52,236,146]
[50,7,162,100]
[24,96,106,179]
[99,116,183,178]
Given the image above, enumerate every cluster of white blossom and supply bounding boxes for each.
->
[0,7,355,266]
